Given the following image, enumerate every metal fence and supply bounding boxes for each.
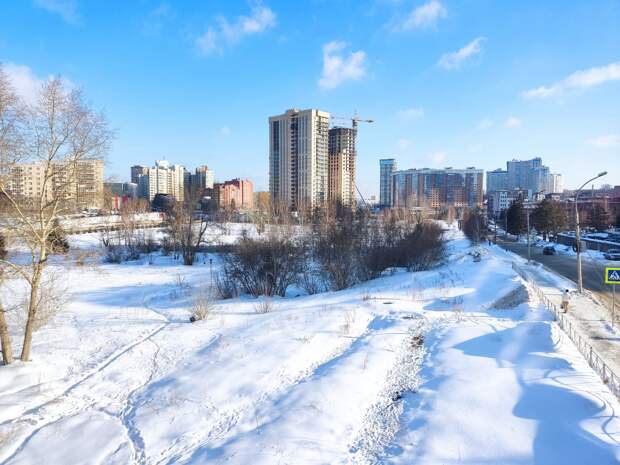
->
[512,261,620,400]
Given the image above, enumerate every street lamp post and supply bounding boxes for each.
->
[526,190,545,264]
[575,171,608,293]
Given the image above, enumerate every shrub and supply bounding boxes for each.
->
[104,244,125,263]
[47,223,70,254]
[214,272,239,299]
[398,222,445,271]
[190,289,215,322]
[254,297,276,314]
[221,230,306,297]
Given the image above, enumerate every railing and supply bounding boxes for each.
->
[512,261,620,399]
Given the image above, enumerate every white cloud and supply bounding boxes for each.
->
[438,37,486,70]
[3,62,74,104]
[586,134,620,148]
[504,116,521,128]
[195,5,276,55]
[34,0,79,24]
[3,63,44,104]
[398,107,425,120]
[318,41,367,90]
[220,126,231,136]
[522,61,620,99]
[399,0,447,30]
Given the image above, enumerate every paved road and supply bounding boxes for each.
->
[496,237,617,308]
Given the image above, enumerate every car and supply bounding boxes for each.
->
[543,245,556,255]
[603,248,620,260]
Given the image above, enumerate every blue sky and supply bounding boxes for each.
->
[1,0,619,195]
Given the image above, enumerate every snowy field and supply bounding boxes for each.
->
[0,226,619,464]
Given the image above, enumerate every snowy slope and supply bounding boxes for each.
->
[0,227,618,464]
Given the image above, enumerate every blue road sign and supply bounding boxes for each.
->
[606,267,620,284]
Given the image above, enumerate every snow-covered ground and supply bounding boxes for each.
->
[0,226,619,464]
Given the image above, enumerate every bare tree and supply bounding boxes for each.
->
[0,68,111,362]
[0,248,12,364]
[167,190,219,266]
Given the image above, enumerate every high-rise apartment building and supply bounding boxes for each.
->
[192,165,215,190]
[547,173,563,194]
[131,165,149,184]
[328,127,356,206]
[486,169,509,192]
[134,160,186,202]
[486,157,554,197]
[379,158,397,207]
[5,159,104,210]
[269,108,330,211]
[390,166,483,209]
[379,159,397,207]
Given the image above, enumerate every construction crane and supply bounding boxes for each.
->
[330,113,374,131]
[329,113,374,209]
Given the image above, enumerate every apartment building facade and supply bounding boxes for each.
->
[4,159,104,210]
[390,166,483,209]
[379,159,397,207]
[134,160,186,202]
[328,127,356,206]
[215,178,253,210]
[269,108,330,211]
[486,157,556,198]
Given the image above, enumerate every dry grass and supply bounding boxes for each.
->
[254,297,277,314]
[190,289,215,322]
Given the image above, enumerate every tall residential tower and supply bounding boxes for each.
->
[269,108,330,211]
[379,158,397,207]
[328,126,356,206]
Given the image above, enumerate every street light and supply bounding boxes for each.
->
[526,190,545,264]
[575,171,607,293]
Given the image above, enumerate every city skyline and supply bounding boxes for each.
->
[1,1,619,195]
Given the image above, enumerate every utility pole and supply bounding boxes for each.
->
[575,172,607,293]
[526,190,544,264]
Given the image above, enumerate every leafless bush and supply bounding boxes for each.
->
[190,289,215,322]
[104,243,125,263]
[310,208,444,289]
[311,210,362,290]
[298,267,327,295]
[214,272,239,299]
[398,222,445,271]
[254,297,276,314]
[161,235,174,256]
[221,230,306,297]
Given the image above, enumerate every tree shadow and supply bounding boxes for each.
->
[454,322,620,464]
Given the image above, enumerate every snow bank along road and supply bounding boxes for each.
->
[0,229,619,464]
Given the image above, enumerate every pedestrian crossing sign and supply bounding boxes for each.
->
[606,267,620,284]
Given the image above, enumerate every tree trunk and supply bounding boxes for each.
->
[20,263,42,362]
[0,301,13,365]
